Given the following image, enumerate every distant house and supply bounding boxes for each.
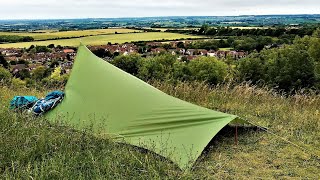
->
[186,49,197,56]
[146,42,162,47]
[63,49,75,54]
[11,64,27,73]
[207,50,217,57]
[186,55,198,61]
[151,48,166,54]
[168,49,178,55]
[198,49,208,56]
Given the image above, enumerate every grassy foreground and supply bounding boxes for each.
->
[0,82,319,179]
[0,32,203,48]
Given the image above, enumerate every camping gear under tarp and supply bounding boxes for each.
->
[31,91,65,115]
[45,44,245,170]
[10,96,38,110]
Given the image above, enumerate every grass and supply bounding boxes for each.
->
[0,81,319,179]
[0,32,203,48]
[0,29,141,40]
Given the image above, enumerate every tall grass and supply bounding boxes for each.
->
[0,82,319,179]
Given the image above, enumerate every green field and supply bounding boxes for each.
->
[0,29,141,40]
[0,32,203,48]
[229,26,272,29]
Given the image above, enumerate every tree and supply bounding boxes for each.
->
[31,66,50,81]
[27,45,35,52]
[49,60,60,68]
[16,69,31,80]
[188,56,228,85]
[198,24,209,35]
[47,44,55,48]
[263,44,315,91]
[138,57,165,81]
[0,55,9,69]
[112,54,142,75]
[177,42,185,48]
[237,52,265,83]
[308,31,320,62]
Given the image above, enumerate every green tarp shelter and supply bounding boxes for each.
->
[46,44,244,170]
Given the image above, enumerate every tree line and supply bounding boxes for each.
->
[165,25,318,37]
[0,35,34,43]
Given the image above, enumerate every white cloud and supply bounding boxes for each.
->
[1,0,320,19]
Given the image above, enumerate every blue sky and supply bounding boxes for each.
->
[2,0,320,19]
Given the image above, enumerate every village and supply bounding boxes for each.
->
[0,40,247,75]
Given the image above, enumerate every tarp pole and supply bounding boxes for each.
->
[235,125,238,146]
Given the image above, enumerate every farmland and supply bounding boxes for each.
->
[0,32,203,48]
[0,28,141,40]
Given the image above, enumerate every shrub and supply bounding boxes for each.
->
[188,57,228,85]
[0,66,12,84]
[112,54,142,75]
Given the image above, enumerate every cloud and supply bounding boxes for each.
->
[1,0,320,19]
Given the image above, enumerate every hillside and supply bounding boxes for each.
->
[1,82,319,179]
[0,32,203,48]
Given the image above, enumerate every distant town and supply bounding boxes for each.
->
[0,40,247,75]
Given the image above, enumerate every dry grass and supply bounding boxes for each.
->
[1,81,319,179]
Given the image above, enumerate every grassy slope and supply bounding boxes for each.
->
[0,82,319,179]
[0,29,141,40]
[0,32,203,48]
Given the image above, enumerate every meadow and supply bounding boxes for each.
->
[0,28,141,40]
[0,32,203,48]
[0,81,319,179]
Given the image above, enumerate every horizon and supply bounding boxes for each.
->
[1,14,320,21]
[1,0,320,20]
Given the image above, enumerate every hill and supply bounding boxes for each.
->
[1,81,319,179]
[0,32,203,48]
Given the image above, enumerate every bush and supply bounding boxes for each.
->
[188,57,228,85]
[112,54,142,75]
[0,66,12,84]
[11,78,26,89]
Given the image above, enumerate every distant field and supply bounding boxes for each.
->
[147,28,200,32]
[0,32,203,48]
[0,29,141,40]
[229,26,271,29]
[219,47,233,51]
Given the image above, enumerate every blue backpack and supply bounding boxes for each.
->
[10,96,39,110]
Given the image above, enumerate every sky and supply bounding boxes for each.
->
[1,0,320,19]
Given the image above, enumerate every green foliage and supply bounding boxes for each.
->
[237,52,265,84]
[0,66,11,83]
[0,35,34,43]
[138,57,166,81]
[31,66,51,81]
[308,34,320,62]
[112,54,142,75]
[0,55,9,69]
[15,69,31,80]
[11,78,26,89]
[263,44,315,91]
[34,46,51,53]
[237,35,320,91]
[188,57,228,84]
